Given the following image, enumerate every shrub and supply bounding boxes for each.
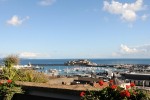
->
[80,80,150,100]
[3,55,19,68]
[0,80,23,100]
[1,67,18,80]
[14,69,48,83]
[1,55,19,80]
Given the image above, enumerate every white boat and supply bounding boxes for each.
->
[48,69,59,76]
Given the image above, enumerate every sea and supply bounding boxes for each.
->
[1,58,150,65]
[18,58,150,65]
[0,59,150,75]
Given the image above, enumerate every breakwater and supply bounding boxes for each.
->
[31,64,114,67]
[31,64,150,68]
[31,64,65,66]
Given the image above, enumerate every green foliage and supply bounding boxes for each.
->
[81,81,150,100]
[81,87,150,100]
[1,67,18,80]
[14,69,48,83]
[1,55,20,80]
[0,80,23,100]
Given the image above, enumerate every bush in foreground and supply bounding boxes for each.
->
[14,69,49,83]
[0,80,23,100]
[3,55,19,68]
[80,80,150,100]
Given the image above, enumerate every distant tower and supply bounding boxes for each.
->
[28,62,31,66]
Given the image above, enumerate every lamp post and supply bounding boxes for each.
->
[143,80,145,89]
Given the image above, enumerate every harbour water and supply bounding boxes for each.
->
[15,59,150,75]
[0,59,150,76]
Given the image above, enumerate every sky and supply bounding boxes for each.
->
[0,0,150,59]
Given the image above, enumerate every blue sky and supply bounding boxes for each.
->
[0,0,150,59]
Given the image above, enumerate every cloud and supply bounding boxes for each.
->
[0,53,8,58]
[103,0,146,22]
[121,10,137,22]
[19,52,50,58]
[113,44,150,58]
[120,44,138,54]
[6,15,29,26]
[38,0,56,6]
[19,52,38,58]
[141,14,149,21]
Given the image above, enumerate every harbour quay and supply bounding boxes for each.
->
[121,72,150,88]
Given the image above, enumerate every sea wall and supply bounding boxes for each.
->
[48,77,78,85]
